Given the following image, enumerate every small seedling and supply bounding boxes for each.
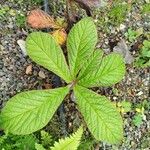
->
[108,4,127,26]
[141,3,150,14]
[125,28,138,42]
[0,18,126,144]
[132,114,143,127]
[135,40,150,68]
[132,99,149,127]
[0,5,10,20]
[117,101,132,114]
[16,13,26,28]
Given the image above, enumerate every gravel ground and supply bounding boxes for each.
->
[0,0,150,149]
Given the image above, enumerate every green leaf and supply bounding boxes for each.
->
[0,87,69,135]
[79,53,125,87]
[74,85,123,144]
[121,101,132,113]
[35,143,46,150]
[67,17,97,78]
[40,130,53,148]
[141,40,150,57]
[77,49,104,80]
[132,114,143,127]
[26,32,71,83]
[0,133,37,150]
[51,126,83,150]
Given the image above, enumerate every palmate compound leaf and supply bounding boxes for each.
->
[74,85,123,144]
[51,126,83,150]
[79,53,126,87]
[26,32,71,83]
[67,17,97,78]
[0,87,69,135]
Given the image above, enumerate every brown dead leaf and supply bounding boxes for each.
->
[113,39,134,64]
[74,0,100,8]
[27,9,61,29]
[72,0,100,16]
[52,29,67,45]
[26,64,32,75]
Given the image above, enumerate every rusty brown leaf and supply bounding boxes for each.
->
[27,9,61,29]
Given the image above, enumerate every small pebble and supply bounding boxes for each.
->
[25,64,32,75]
[38,71,46,79]
[137,91,143,96]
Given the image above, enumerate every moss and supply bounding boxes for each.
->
[108,4,128,26]
[141,3,150,14]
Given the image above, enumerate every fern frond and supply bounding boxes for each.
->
[51,126,83,150]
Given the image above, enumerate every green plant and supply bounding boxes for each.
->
[125,28,138,42]
[13,0,43,5]
[39,130,54,149]
[132,99,149,127]
[135,40,150,67]
[117,101,132,114]
[78,135,95,150]
[0,133,36,150]
[108,4,127,26]
[16,13,26,27]
[0,5,10,20]
[141,3,150,14]
[51,126,83,150]
[0,18,126,144]
[132,114,143,127]
[35,126,83,150]
[0,128,82,150]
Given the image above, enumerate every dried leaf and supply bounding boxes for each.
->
[27,9,61,29]
[73,0,100,16]
[113,39,134,64]
[74,0,100,8]
[26,64,32,75]
[52,29,67,45]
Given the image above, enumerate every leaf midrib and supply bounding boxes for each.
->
[70,22,91,77]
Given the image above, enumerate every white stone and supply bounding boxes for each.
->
[17,39,27,56]
[137,91,143,96]
[119,24,126,31]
